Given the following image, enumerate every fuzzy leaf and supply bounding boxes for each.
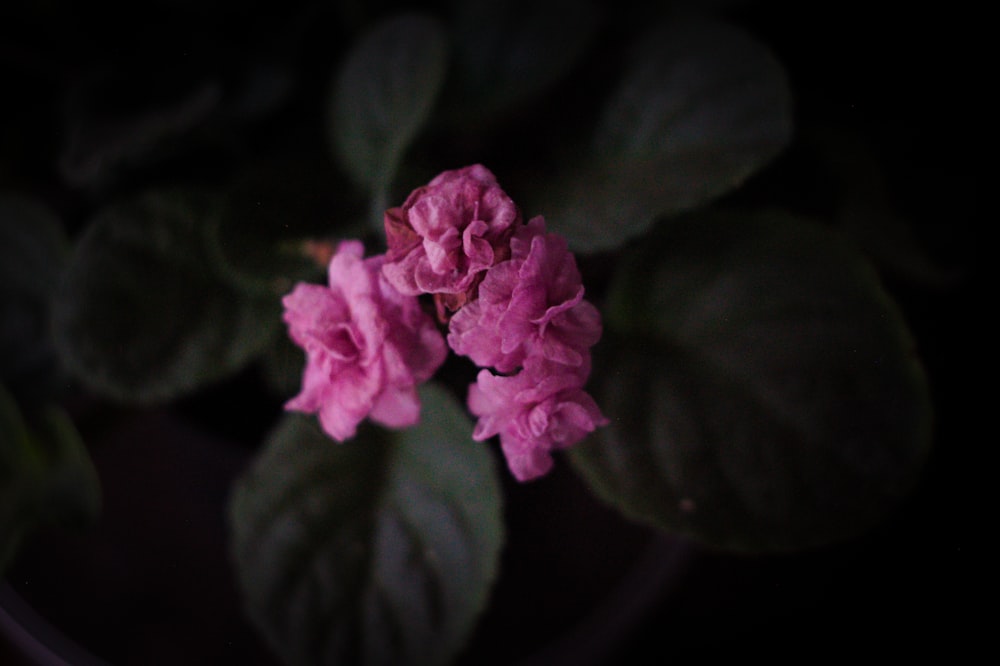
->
[1,384,101,573]
[329,13,449,205]
[51,189,280,403]
[58,73,221,190]
[571,210,932,551]
[542,19,793,253]
[228,383,503,666]
[447,0,601,126]
[0,194,71,401]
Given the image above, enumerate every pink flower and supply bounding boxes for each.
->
[282,240,446,441]
[282,164,608,482]
[447,216,602,373]
[382,164,521,317]
[468,358,609,482]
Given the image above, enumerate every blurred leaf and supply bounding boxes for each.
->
[1,384,101,573]
[571,210,932,552]
[328,12,449,225]
[51,189,281,404]
[0,194,70,402]
[58,70,222,190]
[0,194,68,296]
[228,383,503,666]
[446,0,601,127]
[539,18,793,253]
[258,329,306,400]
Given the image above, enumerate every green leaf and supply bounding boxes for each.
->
[447,0,601,127]
[228,383,504,666]
[58,74,221,190]
[571,210,932,552]
[0,194,68,297]
[1,384,101,573]
[51,189,280,403]
[328,12,449,222]
[258,329,306,400]
[0,194,71,401]
[539,18,793,253]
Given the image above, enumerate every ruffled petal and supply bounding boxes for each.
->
[380,164,521,298]
[369,384,421,428]
[281,240,446,442]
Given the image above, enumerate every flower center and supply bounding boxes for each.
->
[323,322,361,362]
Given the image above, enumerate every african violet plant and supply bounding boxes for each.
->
[280,164,606,481]
[1,1,934,664]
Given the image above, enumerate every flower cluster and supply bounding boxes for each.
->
[283,165,607,481]
[446,216,607,480]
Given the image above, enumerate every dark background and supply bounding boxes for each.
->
[1,0,982,663]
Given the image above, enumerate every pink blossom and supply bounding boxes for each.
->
[468,358,608,482]
[282,164,608,483]
[447,216,602,373]
[381,164,521,316]
[282,240,446,441]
